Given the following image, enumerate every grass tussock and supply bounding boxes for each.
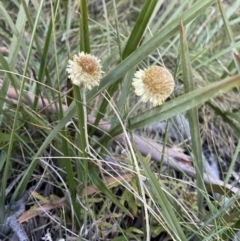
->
[1,0,240,240]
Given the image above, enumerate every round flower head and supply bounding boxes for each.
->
[132,66,175,106]
[66,52,104,90]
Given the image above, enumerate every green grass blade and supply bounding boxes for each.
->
[33,0,60,110]
[0,0,30,225]
[51,2,82,225]
[0,0,30,121]
[122,0,159,59]
[90,0,217,142]
[179,20,204,224]
[130,75,240,129]
[60,127,81,226]
[218,0,235,43]
[11,110,71,197]
[4,0,45,202]
[87,0,217,103]
[112,0,122,58]
[225,139,240,185]
[93,0,173,131]
[0,2,19,36]
[137,151,187,241]
[207,102,240,137]
[116,0,159,114]
[95,74,240,147]
[218,0,240,73]
[89,167,132,218]
[0,52,30,103]
[194,40,240,70]
[21,0,58,110]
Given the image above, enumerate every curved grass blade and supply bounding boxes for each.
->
[95,74,240,147]
[130,75,240,130]
[93,0,165,130]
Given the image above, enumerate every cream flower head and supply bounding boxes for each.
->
[66,52,104,90]
[132,66,175,106]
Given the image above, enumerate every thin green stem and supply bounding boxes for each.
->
[73,85,89,230]
[73,86,88,176]
[79,0,90,53]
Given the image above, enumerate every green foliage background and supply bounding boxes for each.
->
[0,0,240,240]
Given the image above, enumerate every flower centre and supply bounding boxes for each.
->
[76,56,99,75]
[142,67,167,94]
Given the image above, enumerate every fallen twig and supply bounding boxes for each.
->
[2,186,38,241]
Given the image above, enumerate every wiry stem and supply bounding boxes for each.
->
[82,86,91,154]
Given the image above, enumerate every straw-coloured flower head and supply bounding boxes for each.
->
[132,66,175,106]
[66,52,104,90]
